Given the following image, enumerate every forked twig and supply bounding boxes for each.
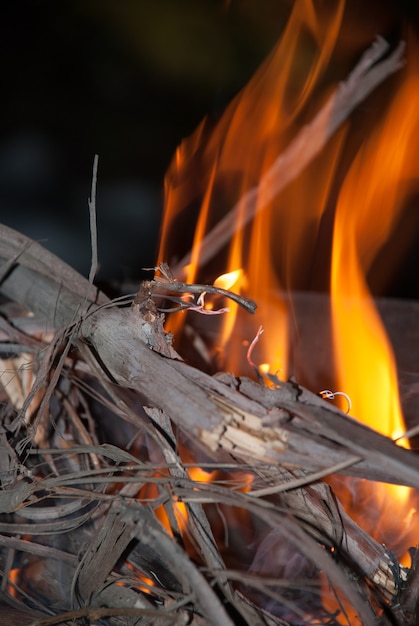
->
[138,263,257,314]
[152,279,256,314]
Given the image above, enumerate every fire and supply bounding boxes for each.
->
[157,0,359,377]
[7,568,19,598]
[157,0,419,619]
[213,269,243,291]
[331,36,419,444]
[329,30,419,529]
[142,466,217,538]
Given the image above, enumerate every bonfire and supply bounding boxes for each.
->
[1,4,419,626]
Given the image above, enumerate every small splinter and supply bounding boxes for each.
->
[247,325,264,369]
[320,389,352,413]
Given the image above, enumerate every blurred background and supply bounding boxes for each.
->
[1,0,419,293]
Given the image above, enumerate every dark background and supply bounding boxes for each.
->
[1,0,419,294]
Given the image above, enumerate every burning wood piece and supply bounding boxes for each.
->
[393,547,419,625]
[251,465,408,602]
[143,262,257,315]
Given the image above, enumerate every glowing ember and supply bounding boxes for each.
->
[7,568,19,598]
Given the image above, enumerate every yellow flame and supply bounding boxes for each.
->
[213,269,244,291]
[330,34,419,513]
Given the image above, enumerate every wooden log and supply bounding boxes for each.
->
[0,245,397,481]
[2,225,413,488]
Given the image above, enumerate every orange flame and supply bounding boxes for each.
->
[158,0,351,376]
[329,32,419,529]
[7,568,19,598]
[157,0,419,617]
[331,37,419,442]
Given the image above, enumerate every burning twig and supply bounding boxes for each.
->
[156,293,231,315]
[393,548,419,625]
[142,262,257,314]
[171,37,405,277]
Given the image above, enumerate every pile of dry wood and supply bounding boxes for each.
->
[0,223,418,626]
[0,37,418,626]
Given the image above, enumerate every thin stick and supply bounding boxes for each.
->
[249,456,362,497]
[152,278,257,314]
[172,38,405,277]
[88,154,99,285]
